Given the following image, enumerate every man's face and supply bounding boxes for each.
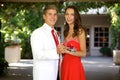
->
[43,9,58,28]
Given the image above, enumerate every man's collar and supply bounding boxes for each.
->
[43,23,55,31]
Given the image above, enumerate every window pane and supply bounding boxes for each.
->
[94,38,98,41]
[105,28,108,31]
[105,33,108,36]
[94,42,98,46]
[100,33,103,36]
[95,28,98,31]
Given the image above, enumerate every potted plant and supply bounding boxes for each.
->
[4,32,22,63]
[110,4,120,65]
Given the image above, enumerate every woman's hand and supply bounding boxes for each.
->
[57,43,69,54]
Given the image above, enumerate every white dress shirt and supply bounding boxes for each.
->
[30,23,60,80]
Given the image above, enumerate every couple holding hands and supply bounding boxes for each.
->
[31,4,86,80]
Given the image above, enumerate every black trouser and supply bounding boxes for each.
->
[57,71,59,80]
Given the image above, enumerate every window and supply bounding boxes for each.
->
[55,27,61,38]
[94,27,109,47]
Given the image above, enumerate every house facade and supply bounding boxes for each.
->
[55,14,111,56]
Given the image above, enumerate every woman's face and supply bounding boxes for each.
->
[65,8,74,26]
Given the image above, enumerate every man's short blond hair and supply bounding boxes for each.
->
[43,5,58,14]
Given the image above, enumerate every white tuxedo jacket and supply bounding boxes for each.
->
[31,23,60,80]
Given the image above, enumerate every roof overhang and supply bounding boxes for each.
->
[55,14,110,27]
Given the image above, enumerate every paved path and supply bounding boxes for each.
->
[82,57,120,80]
[0,56,120,80]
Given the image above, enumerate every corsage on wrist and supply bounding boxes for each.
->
[67,48,76,54]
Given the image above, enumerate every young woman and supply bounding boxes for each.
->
[58,6,86,80]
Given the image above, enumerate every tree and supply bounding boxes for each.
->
[110,3,120,50]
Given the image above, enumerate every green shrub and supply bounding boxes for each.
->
[99,47,112,57]
[0,58,8,76]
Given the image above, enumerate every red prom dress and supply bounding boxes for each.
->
[60,38,86,80]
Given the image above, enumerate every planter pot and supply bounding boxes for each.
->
[113,50,120,65]
[5,45,22,63]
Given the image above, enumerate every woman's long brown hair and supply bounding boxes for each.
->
[64,6,86,38]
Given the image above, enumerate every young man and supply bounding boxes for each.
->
[30,5,60,80]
